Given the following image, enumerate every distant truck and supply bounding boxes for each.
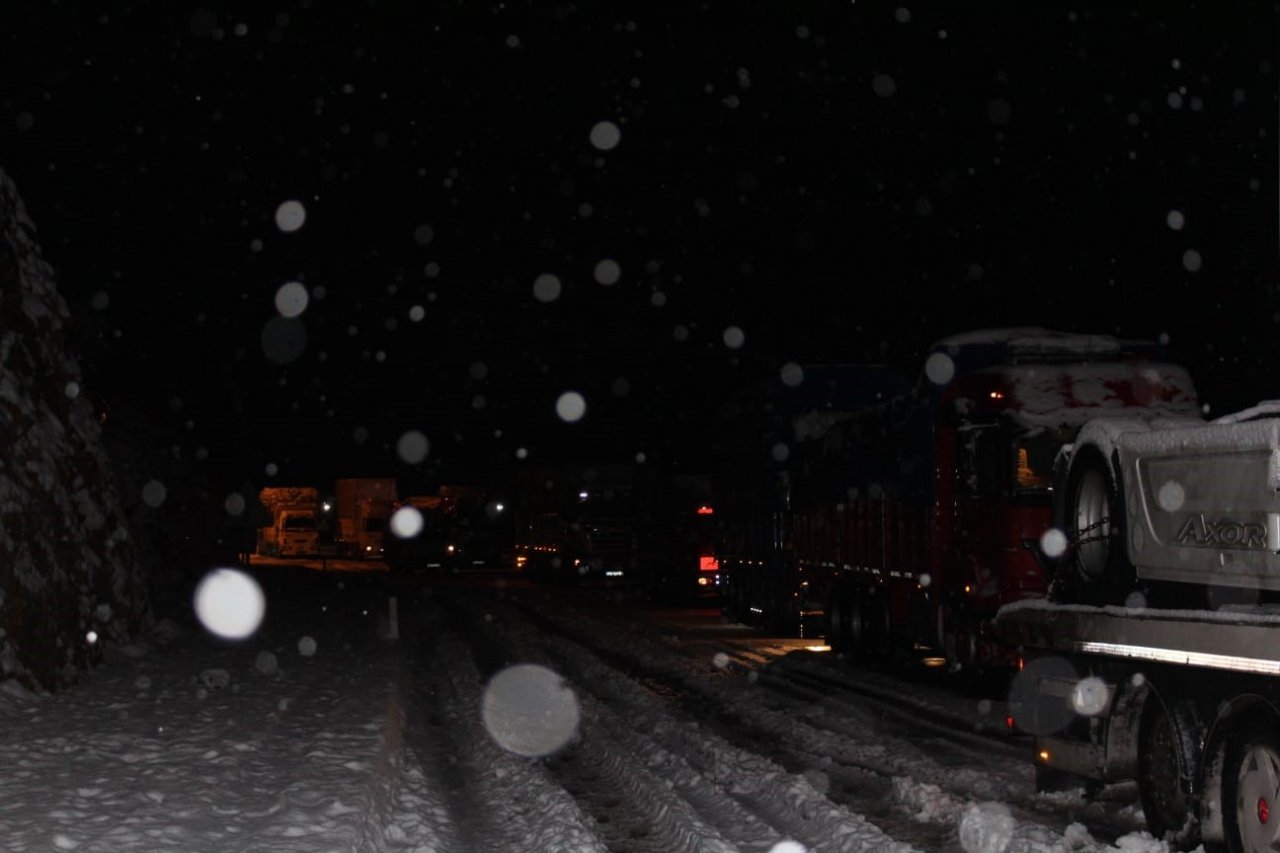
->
[383,494,447,573]
[384,485,509,573]
[333,478,397,559]
[257,486,321,557]
[635,470,722,604]
[512,463,639,586]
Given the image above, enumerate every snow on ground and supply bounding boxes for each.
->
[0,568,1189,852]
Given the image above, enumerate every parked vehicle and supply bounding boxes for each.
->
[256,486,321,557]
[384,486,511,573]
[332,478,397,559]
[637,471,723,604]
[383,494,448,572]
[716,327,1201,678]
[512,463,639,586]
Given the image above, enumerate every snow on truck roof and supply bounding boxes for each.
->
[929,326,1147,355]
[926,327,1166,377]
[922,327,1199,427]
[950,361,1202,427]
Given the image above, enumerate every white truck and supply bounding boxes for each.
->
[995,400,1280,852]
[257,486,321,557]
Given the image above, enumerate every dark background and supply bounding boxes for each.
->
[2,1,1277,496]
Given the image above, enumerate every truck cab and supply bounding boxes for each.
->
[275,508,319,556]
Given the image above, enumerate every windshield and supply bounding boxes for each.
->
[958,424,1071,502]
[1013,428,1071,496]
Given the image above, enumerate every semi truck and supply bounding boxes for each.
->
[512,463,639,586]
[256,486,321,557]
[716,328,1201,678]
[994,399,1280,851]
[333,477,397,559]
[636,470,723,604]
[384,485,511,573]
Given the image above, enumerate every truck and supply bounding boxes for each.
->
[256,486,321,557]
[995,399,1280,851]
[512,463,639,586]
[716,328,1201,678]
[636,470,723,604]
[332,477,397,559]
[384,485,511,573]
[713,362,910,631]
[383,494,447,573]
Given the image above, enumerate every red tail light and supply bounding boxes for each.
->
[699,555,720,571]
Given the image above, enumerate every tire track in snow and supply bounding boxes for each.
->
[496,589,1154,853]
[443,595,746,853]
[455,591,922,853]
[402,608,607,853]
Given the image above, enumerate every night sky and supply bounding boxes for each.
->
[2,2,1277,494]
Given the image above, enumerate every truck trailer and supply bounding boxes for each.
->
[995,399,1280,851]
[996,598,1280,852]
[716,328,1200,678]
[332,477,397,559]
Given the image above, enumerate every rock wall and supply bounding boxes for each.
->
[0,168,149,692]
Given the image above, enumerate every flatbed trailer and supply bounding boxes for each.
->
[994,597,1280,851]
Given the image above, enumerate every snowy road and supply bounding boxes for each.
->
[0,567,1174,852]
[408,581,1164,853]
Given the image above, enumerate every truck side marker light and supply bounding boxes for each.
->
[1077,641,1280,676]
[1037,749,1050,763]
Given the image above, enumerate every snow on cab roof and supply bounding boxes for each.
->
[986,362,1202,427]
[928,327,1156,360]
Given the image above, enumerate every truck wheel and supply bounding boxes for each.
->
[1138,696,1204,849]
[1223,721,1280,853]
[1062,447,1135,606]
[846,588,867,653]
[937,601,977,677]
[767,584,799,636]
[865,591,893,658]
[722,580,745,624]
[826,587,852,653]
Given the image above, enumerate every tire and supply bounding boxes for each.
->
[826,586,851,653]
[767,581,799,636]
[846,587,867,653]
[1138,696,1205,849]
[864,589,893,658]
[722,576,745,624]
[1223,721,1280,853]
[1060,447,1135,606]
[937,600,978,677]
